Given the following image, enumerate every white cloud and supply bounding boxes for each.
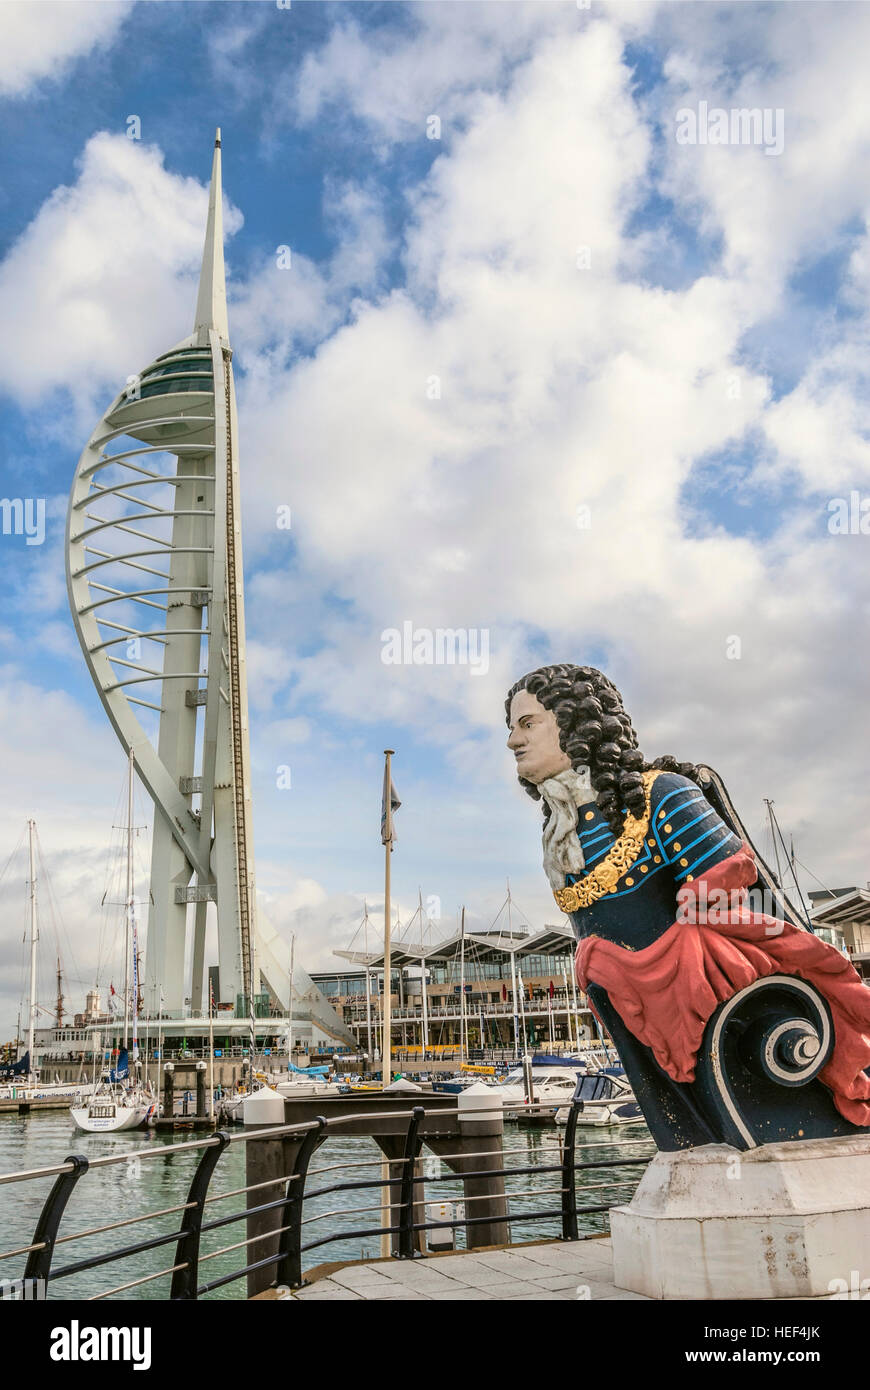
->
[291,2,576,146]
[0,132,242,414]
[231,6,870,911]
[0,1,133,99]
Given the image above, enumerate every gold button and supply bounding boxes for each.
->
[658,812,666,820]
[679,858,688,867]
[640,865,648,873]
[609,886,617,893]
[686,874,694,882]
[654,855,661,864]
[625,877,634,886]
[673,841,681,852]
[664,823,672,833]
[584,810,595,821]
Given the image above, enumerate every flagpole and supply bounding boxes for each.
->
[459,906,467,1066]
[382,750,395,1081]
[509,948,519,1062]
[363,901,373,1064]
[569,963,580,1049]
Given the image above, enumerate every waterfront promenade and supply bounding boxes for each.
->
[269,1237,829,1301]
[269,1237,647,1300]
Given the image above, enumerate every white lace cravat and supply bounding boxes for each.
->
[539,767,597,891]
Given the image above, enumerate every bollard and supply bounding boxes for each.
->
[522,1053,534,1107]
[195,1061,207,1117]
[455,1082,509,1248]
[162,1062,174,1119]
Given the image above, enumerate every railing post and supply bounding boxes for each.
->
[24,1154,89,1288]
[395,1106,425,1260]
[561,1097,581,1241]
[170,1130,231,1299]
[275,1117,327,1290]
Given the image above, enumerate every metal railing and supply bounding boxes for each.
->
[0,1100,653,1300]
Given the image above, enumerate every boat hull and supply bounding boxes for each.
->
[70,1102,153,1133]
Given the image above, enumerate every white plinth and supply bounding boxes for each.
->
[610,1134,870,1300]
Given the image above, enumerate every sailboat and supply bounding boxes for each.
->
[70,753,159,1133]
[0,820,97,1104]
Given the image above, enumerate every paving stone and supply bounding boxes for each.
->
[475,1279,552,1298]
[330,1267,396,1290]
[365,1289,431,1300]
[292,1283,363,1300]
[426,1258,529,1288]
[464,1252,563,1281]
[379,1272,464,1293]
[511,1291,573,1300]
[574,1278,640,1300]
[531,1272,588,1291]
[425,1288,495,1300]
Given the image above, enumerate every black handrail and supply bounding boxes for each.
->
[23,1155,89,1284]
[274,1116,327,1291]
[396,1106,424,1259]
[170,1129,231,1299]
[2,1100,653,1300]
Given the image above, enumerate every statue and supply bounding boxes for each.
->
[506,663,870,1152]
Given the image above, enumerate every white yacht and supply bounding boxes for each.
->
[0,821,98,1104]
[70,1083,157,1133]
[555,1070,645,1127]
[492,1064,588,1110]
[69,754,160,1135]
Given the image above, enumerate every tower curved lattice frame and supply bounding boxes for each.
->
[65,133,256,1017]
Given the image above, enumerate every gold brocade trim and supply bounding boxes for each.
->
[553,770,660,913]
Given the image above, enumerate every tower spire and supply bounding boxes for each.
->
[194,128,228,342]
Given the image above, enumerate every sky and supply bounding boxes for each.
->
[0,0,869,1033]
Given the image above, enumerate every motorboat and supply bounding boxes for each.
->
[555,1069,645,1127]
[490,1063,592,1110]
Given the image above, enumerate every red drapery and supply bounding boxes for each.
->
[574,845,870,1127]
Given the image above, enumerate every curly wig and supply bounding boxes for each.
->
[505,663,699,836]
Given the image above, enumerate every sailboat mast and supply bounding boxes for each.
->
[287,931,295,1062]
[459,906,467,1066]
[27,818,38,1079]
[55,957,64,1029]
[764,798,785,889]
[125,748,134,1056]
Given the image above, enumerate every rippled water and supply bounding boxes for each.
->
[0,1111,652,1300]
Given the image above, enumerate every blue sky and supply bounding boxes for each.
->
[1,0,869,1028]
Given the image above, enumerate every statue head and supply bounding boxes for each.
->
[505,663,697,833]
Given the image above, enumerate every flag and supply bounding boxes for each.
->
[381,762,401,847]
[501,983,507,1002]
[108,983,120,1014]
[548,980,554,999]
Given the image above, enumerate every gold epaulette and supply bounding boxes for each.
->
[554,770,659,913]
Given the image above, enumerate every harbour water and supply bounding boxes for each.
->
[0,1112,651,1299]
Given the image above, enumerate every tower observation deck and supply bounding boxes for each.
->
[66,133,353,1044]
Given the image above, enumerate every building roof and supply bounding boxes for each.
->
[810,887,870,927]
[332,921,574,971]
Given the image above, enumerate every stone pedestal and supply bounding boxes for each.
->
[610,1134,870,1300]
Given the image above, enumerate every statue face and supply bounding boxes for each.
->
[507,689,572,784]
